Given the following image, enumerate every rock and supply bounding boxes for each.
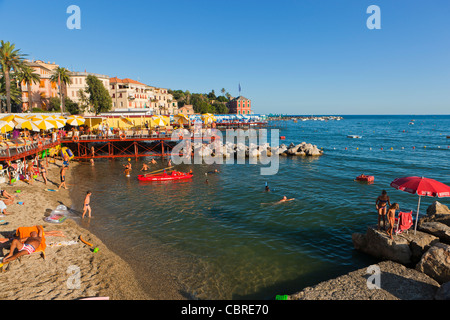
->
[352,226,438,264]
[418,221,450,244]
[435,281,450,300]
[416,242,450,284]
[427,201,450,216]
[289,261,439,300]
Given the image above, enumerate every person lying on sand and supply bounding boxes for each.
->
[0,200,11,215]
[2,226,43,263]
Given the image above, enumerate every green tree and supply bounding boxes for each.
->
[85,75,112,115]
[50,67,71,115]
[0,73,22,112]
[0,41,25,113]
[16,64,40,111]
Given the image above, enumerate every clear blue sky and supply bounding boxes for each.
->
[1,0,449,115]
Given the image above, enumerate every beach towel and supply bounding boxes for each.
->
[15,225,46,259]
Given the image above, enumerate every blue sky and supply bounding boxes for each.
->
[1,0,449,115]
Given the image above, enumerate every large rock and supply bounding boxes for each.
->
[435,281,450,300]
[289,261,440,300]
[427,201,450,216]
[352,226,439,264]
[416,242,450,284]
[418,221,450,244]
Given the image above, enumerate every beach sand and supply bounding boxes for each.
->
[0,159,180,300]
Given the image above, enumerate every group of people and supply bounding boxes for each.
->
[376,189,400,240]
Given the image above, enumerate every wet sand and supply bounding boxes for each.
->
[0,159,187,300]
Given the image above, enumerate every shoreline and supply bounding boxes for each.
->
[0,159,150,300]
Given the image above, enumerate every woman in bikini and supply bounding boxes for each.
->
[38,159,48,185]
[376,190,391,231]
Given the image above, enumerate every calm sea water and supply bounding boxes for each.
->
[68,115,450,299]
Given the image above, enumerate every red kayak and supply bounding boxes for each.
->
[137,171,193,181]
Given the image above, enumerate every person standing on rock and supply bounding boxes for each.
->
[376,190,391,231]
[386,203,399,240]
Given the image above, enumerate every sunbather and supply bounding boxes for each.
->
[2,226,43,263]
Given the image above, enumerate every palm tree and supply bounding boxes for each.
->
[0,41,26,113]
[16,64,40,111]
[0,74,22,112]
[50,67,71,115]
[221,88,226,95]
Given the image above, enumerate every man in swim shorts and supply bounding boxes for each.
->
[3,226,43,263]
[82,191,92,218]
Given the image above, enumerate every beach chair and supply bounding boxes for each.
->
[395,211,413,235]
[15,225,47,260]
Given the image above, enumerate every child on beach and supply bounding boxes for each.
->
[82,191,92,218]
[386,203,399,240]
[38,159,48,185]
[58,166,68,189]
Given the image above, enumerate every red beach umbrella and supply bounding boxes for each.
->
[390,176,450,234]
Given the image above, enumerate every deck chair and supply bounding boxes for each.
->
[15,225,46,260]
[395,211,413,235]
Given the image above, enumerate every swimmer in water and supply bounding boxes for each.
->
[276,196,295,204]
[141,163,149,171]
[150,159,157,164]
[124,167,131,177]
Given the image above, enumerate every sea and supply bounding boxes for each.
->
[67,115,450,300]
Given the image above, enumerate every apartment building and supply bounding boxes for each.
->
[227,96,252,115]
[67,71,110,105]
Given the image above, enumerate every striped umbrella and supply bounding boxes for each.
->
[32,119,56,131]
[173,113,189,125]
[151,115,169,127]
[16,119,40,131]
[66,115,85,126]
[202,113,216,124]
[0,121,15,134]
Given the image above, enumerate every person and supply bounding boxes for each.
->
[386,203,399,240]
[167,159,172,166]
[150,159,157,165]
[0,200,11,215]
[58,166,68,190]
[265,185,270,192]
[141,163,149,171]
[2,226,43,263]
[82,191,92,219]
[376,190,391,230]
[90,158,94,166]
[207,169,219,174]
[276,196,295,204]
[0,189,14,203]
[62,154,70,168]
[26,161,34,185]
[124,167,131,177]
[38,159,48,185]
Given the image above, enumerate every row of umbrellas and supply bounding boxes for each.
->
[0,114,85,133]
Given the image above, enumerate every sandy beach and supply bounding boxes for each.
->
[0,159,152,300]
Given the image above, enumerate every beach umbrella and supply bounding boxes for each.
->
[120,116,134,126]
[66,115,85,126]
[0,120,15,134]
[202,113,216,124]
[28,114,50,121]
[173,113,189,125]
[0,115,16,123]
[390,176,450,234]
[16,119,40,131]
[150,115,169,127]
[32,118,56,131]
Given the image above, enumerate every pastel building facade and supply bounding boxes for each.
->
[67,71,110,105]
[227,96,252,115]
[20,60,59,111]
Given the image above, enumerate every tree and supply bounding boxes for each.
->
[221,88,226,95]
[77,88,89,112]
[85,75,112,115]
[0,73,22,113]
[16,64,40,111]
[50,67,71,115]
[0,41,25,113]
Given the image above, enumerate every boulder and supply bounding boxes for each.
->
[352,226,439,264]
[416,242,450,284]
[289,260,440,300]
[418,221,450,244]
[427,201,450,216]
[435,281,450,300]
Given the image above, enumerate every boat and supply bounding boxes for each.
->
[137,171,193,181]
[347,135,362,139]
[355,174,374,182]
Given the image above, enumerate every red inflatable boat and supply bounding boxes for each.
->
[355,174,374,182]
[137,171,193,181]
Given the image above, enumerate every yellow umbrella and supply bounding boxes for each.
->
[28,114,50,121]
[0,121,15,133]
[0,115,16,122]
[66,115,85,126]
[202,113,216,124]
[120,116,134,126]
[150,115,169,127]
[16,119,40,131]
[32,119,56,131]
[173,113,189,125]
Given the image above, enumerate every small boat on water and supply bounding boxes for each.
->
[347,135,362,139]
[137,171,193,181]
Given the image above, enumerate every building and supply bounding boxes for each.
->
[19,60,59,111]
[151,87,178,115]
[178,104,195,115]
[66,71,110,106]
[227,96,252,115]
[110,77,151,110]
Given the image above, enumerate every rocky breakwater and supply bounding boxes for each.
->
[289,201,450,300]
[191,141,323,159]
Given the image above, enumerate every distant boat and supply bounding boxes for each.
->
[347,135,362,139]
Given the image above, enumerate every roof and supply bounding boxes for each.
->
[110,76,147,86]
[231,96,250,101]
